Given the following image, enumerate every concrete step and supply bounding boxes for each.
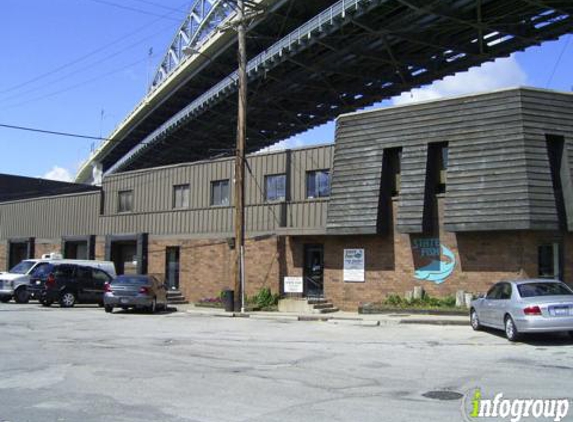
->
[313,302,335,310]
[317,307,339,314]
[307,298,328,305]
[168,298,189,305]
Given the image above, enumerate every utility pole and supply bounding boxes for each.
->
[233,0,247,313]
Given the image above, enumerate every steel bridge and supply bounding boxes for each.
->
[76,0,573,182]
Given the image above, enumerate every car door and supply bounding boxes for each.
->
[490,282,513,328]
[91,269,111,303]
[481,284,502,326]
[75,266,94,302]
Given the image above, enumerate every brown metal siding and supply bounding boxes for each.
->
[99,145,333,235]
[0,192,100,239]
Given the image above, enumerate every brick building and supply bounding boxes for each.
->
[1,88,572,310]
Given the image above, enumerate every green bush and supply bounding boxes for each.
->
[251,287,279,310]
[382,293,459,309]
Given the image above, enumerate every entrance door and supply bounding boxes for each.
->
[165,247,180,290]
[64,241,88,259]
[9,242,29,269]
[303,245,324,297]
[111,242,137,275]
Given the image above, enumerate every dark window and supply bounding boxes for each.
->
[307,170,330,199]
[53,264,76,278]
[499,283,512,300]
[486,284,503,300]
[92,269,111,283]
[538,244,560,279]
[265,174,286,201]
[546,135,567,230]
[436,144,448,194]
[118,190,133,213]
[518,282,573,298]
[173,184,190,209]
[30,263,54,279]
[211,180,230,206]
[385,148,402,196]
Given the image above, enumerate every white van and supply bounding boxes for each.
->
[0,255,116,303]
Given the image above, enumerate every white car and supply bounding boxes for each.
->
[470,279,573,341]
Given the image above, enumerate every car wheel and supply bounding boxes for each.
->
[60,291,76,308]
[470,309,481,331]
[104,305,113,313]
[148,298,157,314]
[0,296,11,303]
[14,288,30,304]
[504,315,520,342]
[41,300,53,307]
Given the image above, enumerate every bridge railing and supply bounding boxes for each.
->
[107,0,369,174]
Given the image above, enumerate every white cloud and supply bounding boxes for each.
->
[257,135,331,153]
[392,55,527,106]
[42,166,73,182]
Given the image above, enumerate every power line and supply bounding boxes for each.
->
[84,0,183,22]
[1,56,149,110]
[0,2,189,96]
[546,34,571,88]
[0,123,109,142]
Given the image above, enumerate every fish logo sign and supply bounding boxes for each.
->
[414,244,456,284]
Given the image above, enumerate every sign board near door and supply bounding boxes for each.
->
[284,276,303,293]
[344,249,365,282]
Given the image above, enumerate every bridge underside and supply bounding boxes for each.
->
[108,0,573,173]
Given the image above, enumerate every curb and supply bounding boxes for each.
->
[184,309,468,326]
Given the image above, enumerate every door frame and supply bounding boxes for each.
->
[303,243,324,298]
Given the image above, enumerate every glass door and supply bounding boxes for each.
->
[165,247,180,290]
[303,245,324,297]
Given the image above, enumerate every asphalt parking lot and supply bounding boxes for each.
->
[1,303,572,422]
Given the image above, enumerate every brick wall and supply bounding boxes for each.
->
[147,235,280,303]
[284,198,570,311]
[0,241,6,272]
[34,240,61,259]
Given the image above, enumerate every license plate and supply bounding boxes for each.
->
[120,298,129,304]
[36,280,41,285]
[552,306,569,317]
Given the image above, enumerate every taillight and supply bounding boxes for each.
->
[104,282,112,293]
[139,286,150,295]
[524,305,542,316]
[46,274,56,288]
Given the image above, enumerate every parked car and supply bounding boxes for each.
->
[40,263,114,308]
[103,275,168,314]
[0,255,116,304]
[470,279,573,341]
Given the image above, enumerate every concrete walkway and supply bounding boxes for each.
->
[176,303,469,326]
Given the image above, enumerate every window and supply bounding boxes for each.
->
[518,282,573,298]
[385,148,402,196]
[31,263,54,279]
[499,283,512,300]
[92,268,111,284]
[436,144,448,194]
[173,184,190,209]
[211,180,230,206]
[307,170,330,199]
[265,174,286,201]
[538,244,561,279]
[485,284,502,300]
[118,190,133,213]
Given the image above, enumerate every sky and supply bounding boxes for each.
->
[0,1,571,182]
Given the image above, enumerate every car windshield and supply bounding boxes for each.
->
[518,282,573,298]
[112,276,150,284]
[9,261,35,274]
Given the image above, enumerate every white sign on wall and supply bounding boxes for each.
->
[284,276,304,293]
[344,249,365,282]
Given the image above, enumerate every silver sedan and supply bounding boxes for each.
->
[470,279,573,341]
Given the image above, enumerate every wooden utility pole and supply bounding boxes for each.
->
[233,0,247,312]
